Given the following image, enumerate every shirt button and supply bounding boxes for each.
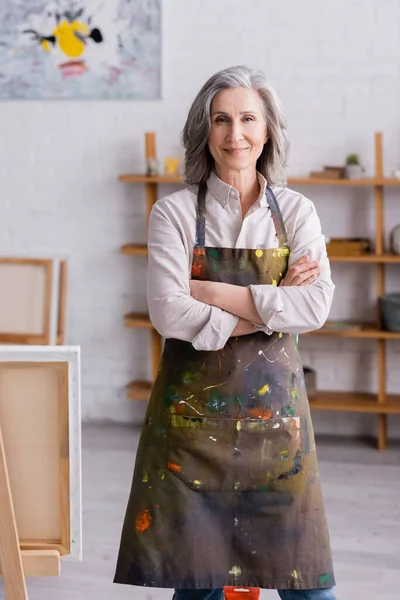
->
[234,208,239,214]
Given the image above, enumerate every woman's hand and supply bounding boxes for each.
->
[280,255,320,287]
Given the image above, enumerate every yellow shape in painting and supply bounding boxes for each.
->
[41,39,51,52]
[54,19,90,58]
[272,279,277,286]
[229,565,242,577]
[255,249,264,258]
[142,471,149,483]
[292,569,299,580]
[257,383,270,396]
[291,390,298,398]
[193,480,202,486]
[279,332,283,338]
[236,420,241,431]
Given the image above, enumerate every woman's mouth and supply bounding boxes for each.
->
[223,147,249,155]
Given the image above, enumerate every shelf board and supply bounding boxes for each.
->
[125,385,400,412]
[329,253,400,263]
[119,246,400,262]
[119,174,182,183]
[118,174,400,186]
[306,322,400,339]
[309,391,400,414]
[121,243,148,256]
[124,312,153,329]
[123,315,400,338]
[126,380,152,400]
[288,177,400,186]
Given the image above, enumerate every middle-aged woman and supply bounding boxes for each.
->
[114,66,336,600]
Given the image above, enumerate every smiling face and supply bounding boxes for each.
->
[207,87,268,177]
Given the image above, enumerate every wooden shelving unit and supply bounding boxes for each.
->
[119,132,400,449]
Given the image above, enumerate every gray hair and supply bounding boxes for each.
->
[181,65,288,187]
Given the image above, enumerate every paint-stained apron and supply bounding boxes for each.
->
[114,184,335,591]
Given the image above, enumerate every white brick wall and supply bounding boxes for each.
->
[1,0,400,436]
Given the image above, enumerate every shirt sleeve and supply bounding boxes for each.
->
[147,198,239,351]
[249,194,335,334]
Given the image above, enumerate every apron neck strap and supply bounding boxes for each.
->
[195,181,289,249]
[265,187,289,248]
[195,182,207,247]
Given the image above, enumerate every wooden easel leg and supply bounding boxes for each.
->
[0,423,28,600]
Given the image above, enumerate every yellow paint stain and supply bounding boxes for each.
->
[272,279,277,286]
[229,565,242,577]
[193,480,202,486]
[236,421,241,431]
[159,468,166,480]
[203,381,227,391]
[279,332,283,338]
[292,569,298,580]
[142,471,149,483]
[272,248,290,258]
[257,383,270,396]
[291,390,299,398]
[255,249,264,257]
[234,481,241,490]
[280,450,289,461]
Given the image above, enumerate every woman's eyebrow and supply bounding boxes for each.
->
[211,110,258,116]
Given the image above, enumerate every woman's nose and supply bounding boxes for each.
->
[227,120,244,142]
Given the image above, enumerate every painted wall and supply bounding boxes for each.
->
[1,0,400,438]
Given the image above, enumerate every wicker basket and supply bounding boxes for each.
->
[380,293,400,332]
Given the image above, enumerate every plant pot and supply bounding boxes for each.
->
[345,164,362,179]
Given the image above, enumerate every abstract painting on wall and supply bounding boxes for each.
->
[0,0,161,99]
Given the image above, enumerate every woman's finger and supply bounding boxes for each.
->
[299,273,318,286]
[283,264,319,286]
[291,267,320,286]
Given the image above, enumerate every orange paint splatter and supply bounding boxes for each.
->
[168,462,182,473]
[135,509,152,533]
[246,408,273,420]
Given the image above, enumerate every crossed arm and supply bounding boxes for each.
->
[189,256,321,336]
[147,197,334,351]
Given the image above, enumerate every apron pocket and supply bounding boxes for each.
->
[166,415,305,493]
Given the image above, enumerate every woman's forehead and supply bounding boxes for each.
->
[212,87,263,111]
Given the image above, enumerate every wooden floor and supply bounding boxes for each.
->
[2,424,399,600]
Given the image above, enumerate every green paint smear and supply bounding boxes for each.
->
[256,484,276,492]
[234,395,243,408]
[209,248,220,259]
[318,573,332,585]
[281,406,295,417]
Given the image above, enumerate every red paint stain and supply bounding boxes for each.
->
[168,462,182,473]
[135,509,152,533]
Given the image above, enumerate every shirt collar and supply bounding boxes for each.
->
[206,170,269,210]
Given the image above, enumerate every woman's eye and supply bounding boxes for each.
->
[243,116,255,122]
[215,117,228,123]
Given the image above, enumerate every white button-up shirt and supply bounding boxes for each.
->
[147,171,335,351]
